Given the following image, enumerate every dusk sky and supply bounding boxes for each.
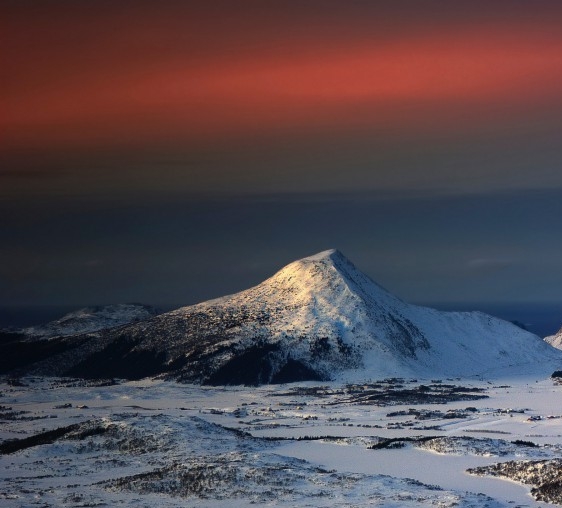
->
[3,1,562,332]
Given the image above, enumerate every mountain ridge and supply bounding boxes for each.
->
[16,304,160,339]
[6,250,562,384]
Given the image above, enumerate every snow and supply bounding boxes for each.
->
[5,249,562,505]
[165,248,562,381]
[300,248,341,261]
[3,375,562,506]
[545,327,562,350]
[278,441,533,506]
[11,250,562,385]
[19,303,158,339]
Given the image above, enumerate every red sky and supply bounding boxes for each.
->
[3,1,562,157]
[4,1,562,312]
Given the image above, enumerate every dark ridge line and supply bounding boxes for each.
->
[0,420,106,455]
[368,435,444,450]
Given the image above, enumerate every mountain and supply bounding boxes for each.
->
[545,327,562,350]
[18,304,160,339]
[6,250,562,383]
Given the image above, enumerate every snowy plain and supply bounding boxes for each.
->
[2,374,562,507]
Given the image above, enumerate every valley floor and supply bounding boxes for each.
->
[2,375,562,506]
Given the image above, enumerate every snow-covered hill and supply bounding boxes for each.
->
[20,304,159,339]
[9,376,562,507]
[545,327,562,350]
[11,250,562,383]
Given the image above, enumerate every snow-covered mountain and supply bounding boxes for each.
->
[20,304,159,339]
[545,327,562,350]
[11,250,562,383]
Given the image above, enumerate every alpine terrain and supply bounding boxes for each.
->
[17,304,160,339]
[5,250,562,383]
[545,327,562,350]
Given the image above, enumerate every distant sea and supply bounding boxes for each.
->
[0,302,560,338]
[0,306,80,329]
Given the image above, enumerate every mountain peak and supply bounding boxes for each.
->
[10,251,562,385]
[265,248,360,294]
[265,248,395,305]
[300,248,343,262]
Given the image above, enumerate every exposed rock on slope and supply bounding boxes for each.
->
[8,250,562,384]
[545,327,562,350]
[468,459,562,505]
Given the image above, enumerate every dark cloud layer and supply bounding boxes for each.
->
[2,189,562,310]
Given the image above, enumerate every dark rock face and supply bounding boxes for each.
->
[203,344,323,386]
[0,335,78,374]
[65,336,183,381]
[271,359,323,384]
[204,343,279,386]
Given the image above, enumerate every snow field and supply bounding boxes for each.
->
[2,376,562,506]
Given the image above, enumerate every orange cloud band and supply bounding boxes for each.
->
[3,13,562,153]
